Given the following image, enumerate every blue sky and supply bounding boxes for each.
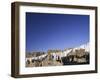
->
[26,12,89,52]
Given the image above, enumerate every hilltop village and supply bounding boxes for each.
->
[26,44,89,67]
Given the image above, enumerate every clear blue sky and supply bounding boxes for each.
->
[26,12,89,52]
